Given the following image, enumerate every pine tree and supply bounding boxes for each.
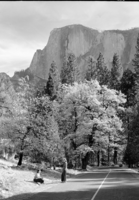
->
[110,53,123,90]
[85,56,96,81]
[132,33,139,102]
[61,53,76,85]
[95,53,111,86]
[123,34,139,166]
[109,53,124,163]
[29,94,62,164]
[120,69,136,107]
[100,65,111,86]
[124,108,139,166]
[132,33,139,78]
[45,61,60,100]
[95,53,104,82]
[122,34,139,166]
[120,69,137,167]
[75,64,82,83]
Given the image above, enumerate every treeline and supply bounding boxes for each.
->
[1,34,139,169]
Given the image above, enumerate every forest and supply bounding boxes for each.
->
[1,33,139,170]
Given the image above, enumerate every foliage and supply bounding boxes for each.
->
[124,109,139,165]
[0,51,131,168]
[9,77,35,151]
[85,56,96,81]
[123,33,139,166]
[58,80,126,167]
[0,77,63,164]
[120,69,136,107]
[132,33,139,103]
[13,69,34,81]
[95,53,111,86]
[110,53,123,90]
[61,53,77,85]
[45,61,60,100]
[29,90,64,163]
[132,33,139,79]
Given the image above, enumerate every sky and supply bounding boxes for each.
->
[1,1,139,77]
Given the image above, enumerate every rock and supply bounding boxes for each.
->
[28,24,139,81]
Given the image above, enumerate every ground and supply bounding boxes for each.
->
[1,160,139,200]
[0,159,81,199]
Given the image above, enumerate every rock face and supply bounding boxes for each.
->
[29,24,139,80]
[0,73,15,98]
[0,73,16,116]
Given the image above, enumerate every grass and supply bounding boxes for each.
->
[0,158,83,199]
[0,158,61,199]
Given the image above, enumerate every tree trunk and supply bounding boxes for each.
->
[108,146,110,166]
[82,158,87,170]
[18,151,23,166]
[82,153,89,170]
[52,157,56,170]
[97,150,101,166]
[128,156,131,168]
[113,147,117,165]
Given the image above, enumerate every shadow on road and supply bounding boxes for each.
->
[4,190,95,200]
[4,180,139,200]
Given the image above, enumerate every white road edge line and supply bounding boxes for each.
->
[91,169,111,200]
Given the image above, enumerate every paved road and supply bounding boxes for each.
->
[6,168,139,200]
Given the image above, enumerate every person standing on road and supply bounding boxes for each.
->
[61,158,67,183]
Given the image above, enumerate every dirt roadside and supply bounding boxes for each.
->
[0,159,83,199]
[0,159,60,199]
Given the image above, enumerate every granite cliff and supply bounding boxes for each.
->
[0,73,16,115]
[18,25,139,80]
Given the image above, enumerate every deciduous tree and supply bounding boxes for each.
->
[58,80,126,169]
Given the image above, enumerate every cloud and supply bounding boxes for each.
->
[0,42,35,76]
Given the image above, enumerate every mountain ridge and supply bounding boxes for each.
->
[9,24,139,85]
[0,24,139,113]
[27,24,139,80]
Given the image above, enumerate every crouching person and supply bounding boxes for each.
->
[33,169,44,184]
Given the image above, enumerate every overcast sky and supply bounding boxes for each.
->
[1,1,139,77]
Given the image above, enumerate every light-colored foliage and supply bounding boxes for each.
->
[59,79,126,160]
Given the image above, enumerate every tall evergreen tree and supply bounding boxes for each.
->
[75,64,82,83]
[120,69,136,107]
[123,34,139,167]
[132,33,139,78]
[95,53,111,86]
[120,69,136,147]
[100,65,111,86]
[95,53,104,82]
[132,33,139,102]
[45,61,60,100]
[124,107,139,167]
[24,92,63,166]
[85,56,96,81]
[110,53,123,90]
[61,53,76,85]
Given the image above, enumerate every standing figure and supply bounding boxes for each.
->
[61,158,67,183]
[33,169,44,184]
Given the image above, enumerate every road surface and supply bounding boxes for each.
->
[7,168,139,200]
